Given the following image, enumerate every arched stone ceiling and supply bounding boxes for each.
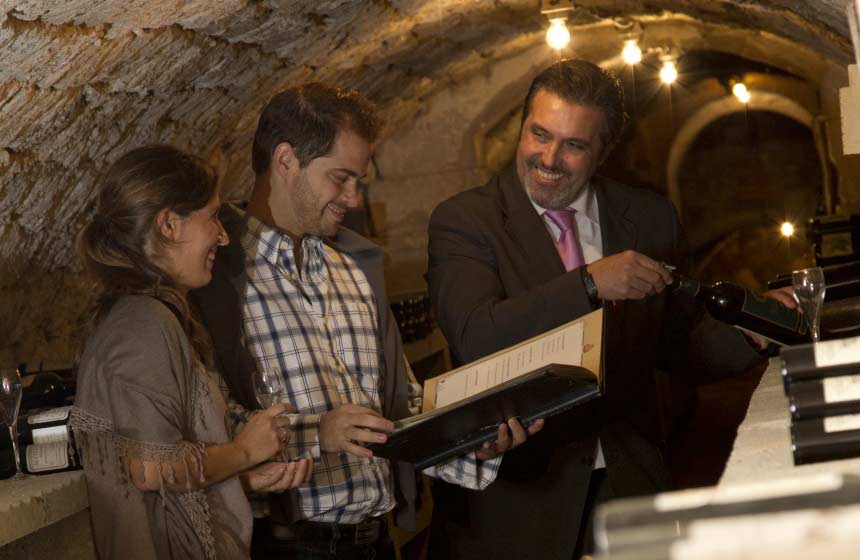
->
[666,90,816,217]
[0,0,855,364]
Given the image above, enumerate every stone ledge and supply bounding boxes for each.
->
[0,471,88,546]
[721,358,860,486]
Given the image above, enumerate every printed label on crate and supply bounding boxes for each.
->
[32,425,68,444]
[25,442,69,472]
[824,375,860,403]
[824,413,860,433]
[27,406,71,425]
[814,336,860,368]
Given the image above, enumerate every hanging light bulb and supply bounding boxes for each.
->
[733,82,751,104]
[546,18,571,50]
[780,222,795,238]
[621,40,642,65]
[659,59,678,84]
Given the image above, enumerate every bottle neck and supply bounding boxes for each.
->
[674,275,702,298]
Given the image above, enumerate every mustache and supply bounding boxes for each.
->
[525,155,570,177]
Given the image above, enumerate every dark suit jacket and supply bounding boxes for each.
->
[426,166,762,559]
[190,204,418,530]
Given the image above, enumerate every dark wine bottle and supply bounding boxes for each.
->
[788,375,860,421]
[0,406,73,448]
[20,370,75,411]
[0,439,80,479]
[674,276,808,346]
[791,414,860,465]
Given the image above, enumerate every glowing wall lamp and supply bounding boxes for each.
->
[622,40,643,65]
[541,1,574,50]
[614,18,644,65]
[659,58,678,84]
[733,82,751,104]
[546,18,571,50]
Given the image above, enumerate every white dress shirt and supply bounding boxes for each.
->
[531,183,606,470]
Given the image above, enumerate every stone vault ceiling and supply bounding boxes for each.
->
[0,0,854,363]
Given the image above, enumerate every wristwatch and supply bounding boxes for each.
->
[580,267,601,309]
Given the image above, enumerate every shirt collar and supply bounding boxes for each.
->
[235,204,326,270]
[530,182,600,225]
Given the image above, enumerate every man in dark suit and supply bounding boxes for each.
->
[427,59,786,559]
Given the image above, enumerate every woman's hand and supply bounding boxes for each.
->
[129,403,299,493]
[232,403,295,466]
[241,457,314,493]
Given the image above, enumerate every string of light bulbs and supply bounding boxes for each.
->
[541,16,754,101]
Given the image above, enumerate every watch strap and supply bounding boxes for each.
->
[580,267,601,309]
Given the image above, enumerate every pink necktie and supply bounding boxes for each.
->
[545,209,585,271]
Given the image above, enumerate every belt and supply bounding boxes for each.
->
[269,518,382,545]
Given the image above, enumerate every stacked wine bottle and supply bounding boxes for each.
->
[673,274,860,464]
[781,338,860,465]
[0,367,80,479]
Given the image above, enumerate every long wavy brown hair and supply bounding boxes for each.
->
[78,144,217,364]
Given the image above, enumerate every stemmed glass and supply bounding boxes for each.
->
[254,369,285,409]
[0,368,26,479]
[254,369,288,461]
[792,267,826,343]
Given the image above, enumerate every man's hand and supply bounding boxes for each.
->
[241,457,314,493]
[319,404,395,458]
[587,250,673,302]
[475,417,545,461]
[743,286,799,350]
[764,286,798,310]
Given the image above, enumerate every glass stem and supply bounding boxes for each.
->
[812,318,821,343]
[9,423,22,476]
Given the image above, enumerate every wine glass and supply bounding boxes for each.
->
[0,368,26,479]
[253,369,288,461]
[254,369,285,409]
[792,267,826,343]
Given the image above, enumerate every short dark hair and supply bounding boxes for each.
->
[251,83,378,174]
[521,59,626,153]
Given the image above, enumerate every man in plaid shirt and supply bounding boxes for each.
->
[193,83,543,559]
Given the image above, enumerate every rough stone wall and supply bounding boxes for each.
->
[0,0,545,366]
[0,0,853,367]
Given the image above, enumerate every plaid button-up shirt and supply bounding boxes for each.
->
[228,209,499,524]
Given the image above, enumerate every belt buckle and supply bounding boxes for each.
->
[353,520,378,545]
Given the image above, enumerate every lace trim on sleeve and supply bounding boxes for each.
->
[69,407,216,560]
